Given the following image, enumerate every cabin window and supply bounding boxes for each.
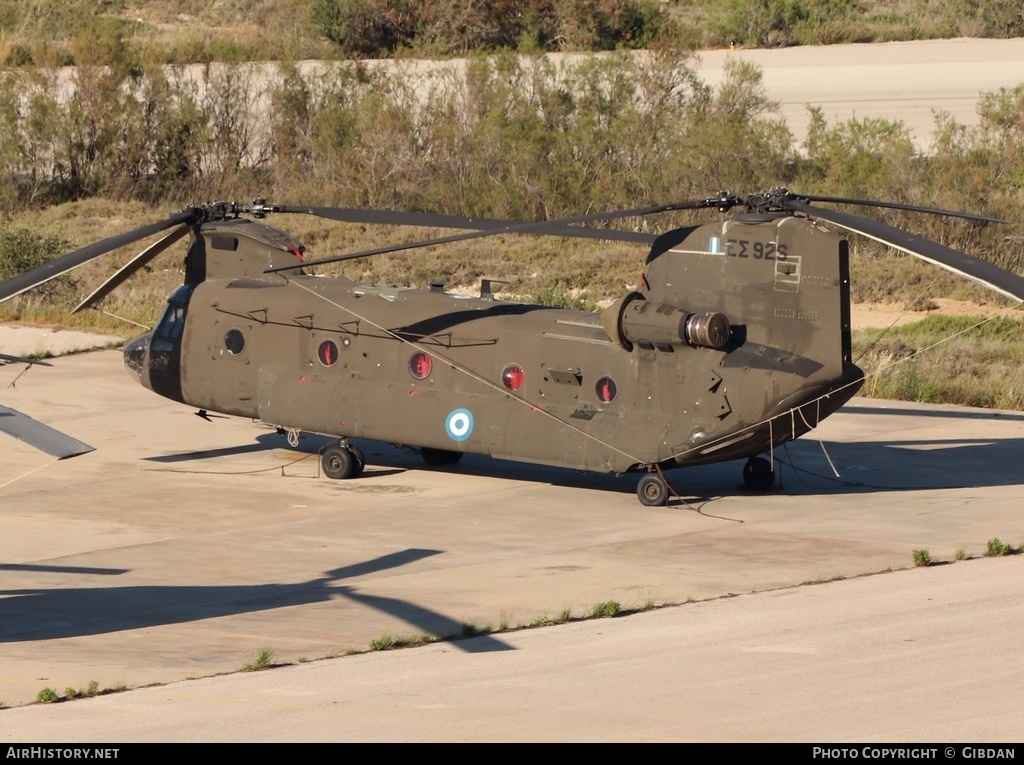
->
[501,363,525,391]
[409,351,432,380]
[595,376,617,404]
[224,328,246,356]
[318,339,339,367]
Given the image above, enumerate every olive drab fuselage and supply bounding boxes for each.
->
[124,211,864,476]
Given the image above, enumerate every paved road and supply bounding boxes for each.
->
[2,349,1023,740]
[4,556,1021,743]
[694,37,1024,149]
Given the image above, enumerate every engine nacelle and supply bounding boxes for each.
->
[601,292,730,352]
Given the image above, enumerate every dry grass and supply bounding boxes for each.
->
[853,313,1024,411]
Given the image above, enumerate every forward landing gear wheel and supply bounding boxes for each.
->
[421,447,463,466]
[322,445,359,479]
[743,456,775,491]
[637,473,669,507]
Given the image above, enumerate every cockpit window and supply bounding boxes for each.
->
[152,303,187,354]
[147,285,193,380]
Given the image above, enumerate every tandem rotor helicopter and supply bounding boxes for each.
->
[2,189,1022,505]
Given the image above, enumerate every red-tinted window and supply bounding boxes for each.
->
[318,339,339,367]
[409,351,433,380]
[502,363,525,391]
[595,376,617,403]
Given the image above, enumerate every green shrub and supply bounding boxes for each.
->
[0,228,75,305]
[986,538,1011,557]
[592,600,621,618]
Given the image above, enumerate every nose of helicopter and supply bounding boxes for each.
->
[123,330,152,381]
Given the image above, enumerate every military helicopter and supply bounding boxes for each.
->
[2,190,1021,505]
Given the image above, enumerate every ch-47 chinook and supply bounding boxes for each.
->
[2,189,1022,505]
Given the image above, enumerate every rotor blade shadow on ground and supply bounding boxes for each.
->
[0,564,128,576]
[0,549,518,654]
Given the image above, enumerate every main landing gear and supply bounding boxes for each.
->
[637,455,776,506]
[322,441,366,479]
[637,472,669,507]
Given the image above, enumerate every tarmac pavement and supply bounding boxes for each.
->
[1,347,1022,740]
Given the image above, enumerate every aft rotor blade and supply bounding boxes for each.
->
[789,199,1024,303]
[266,198,720,273]
[0,208,200,304]
[274,205,655,245]
[797,194,1006,224]
[71,225,190,314]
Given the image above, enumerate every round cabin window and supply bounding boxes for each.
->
[318,339,340,367]
[409,351,433,380]
[501,363,525,391]
[595,376,617,404]
[224,329,245,356]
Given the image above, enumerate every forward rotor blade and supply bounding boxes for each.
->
[0,403,94,458]
[797,194,1007,224]
[0,208,200,305]
[274,205,656,245]
[0,353,52,366]
[789,199,1024,302]
[71,225,190,314]
[266,198,720,273]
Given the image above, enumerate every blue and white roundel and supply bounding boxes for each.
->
[445,408,474,442]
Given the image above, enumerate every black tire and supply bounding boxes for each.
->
[421,447,463,466]
[322,445,357,480]
[743,456,775,491]
[637,473,668,507]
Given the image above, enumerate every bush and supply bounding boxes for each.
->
[36,687,60,703]
[986,538,1011,556]
[592,600,621,617]
[912,549,932,567]
[310,0,418,56]
[310,0,669,56]
[712,0,864,47]
[0,228,75,303]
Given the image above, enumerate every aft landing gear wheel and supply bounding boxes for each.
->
[421,447,463,466]
[743,456,775,491]
[322,445,360,480]
[637,473,669,507]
